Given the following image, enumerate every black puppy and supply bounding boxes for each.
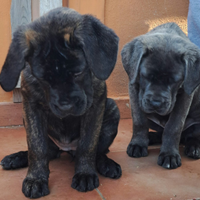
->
[0,7,121,198]
[121,22,200,169]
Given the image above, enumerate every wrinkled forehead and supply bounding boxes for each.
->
[140,50,185,77]
[37,34,85,69]
[49,44,84,69]
[31,38,86,81]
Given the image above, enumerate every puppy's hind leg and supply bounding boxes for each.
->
[183,124,200,159]
[1,151,28,170]
[1,118,29,169]
[96,98,122,179]
[1,137,61,170]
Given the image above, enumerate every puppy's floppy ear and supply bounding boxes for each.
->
[0,26,35,91]
[183,45,200,95]
[121,38,146,83]
[74,15,119,80]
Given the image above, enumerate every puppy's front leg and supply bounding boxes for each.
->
[71,97,106,192]
[22,101,50,198]
[127,84,149,157]
[158,92,193,169]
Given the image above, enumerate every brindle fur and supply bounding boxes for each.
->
[0,7,121,198]
[121,23,200,170]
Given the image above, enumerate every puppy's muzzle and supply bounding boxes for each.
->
[145,98,163,109]
[49,94,84,118]
[143,95,170,114]
[53,97,80,111]
[60,97,80,108]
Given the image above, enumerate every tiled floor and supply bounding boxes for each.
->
[0,119,200,200]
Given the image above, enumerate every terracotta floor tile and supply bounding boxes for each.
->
[0,120,200,200]
[100,150,200,200]
[110,119,133,152]
[0,126,27,155]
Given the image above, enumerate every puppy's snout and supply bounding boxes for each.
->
[73,96,80,104]
[150,99,162,108]
[60,96,80,106]
[144,96,164,109]
[60,99,71,106]
[56,103,73,111]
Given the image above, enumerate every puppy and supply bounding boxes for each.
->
[121,22,200,169]
[0,7,122,198]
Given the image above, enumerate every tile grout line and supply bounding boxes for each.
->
[95,188,106,200]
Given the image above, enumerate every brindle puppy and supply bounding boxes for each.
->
[121,22,200,169]
[0,7,121,198]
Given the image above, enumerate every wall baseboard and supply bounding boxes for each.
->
[0,98,131,126]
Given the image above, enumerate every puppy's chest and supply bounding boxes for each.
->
[147,114,169,128]
[48,116,81,151]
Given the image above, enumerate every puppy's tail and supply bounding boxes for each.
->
[148,131,162,145]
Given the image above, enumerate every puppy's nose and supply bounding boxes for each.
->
[73,96,80,104]
[150,99,162,108]
[60,96,80,106]
[60,99,71,106]
[58,101,73,111]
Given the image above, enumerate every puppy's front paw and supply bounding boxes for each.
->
[185,139,200,159]
[96,154,122,179]
[71,172,99,192]
[22,177,49,198]
[0,151,28,170]
[127,144,148,158]
[157,152,181,169]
